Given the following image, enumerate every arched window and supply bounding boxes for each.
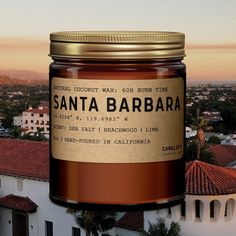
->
[195,200,203,221]
[181,201,186,218]
[224,199,235,220]
[168,207,172,218]
[210,200,220,221]
[210,201,215,218]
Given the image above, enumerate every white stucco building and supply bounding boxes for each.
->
[144,161,236,236]
[0,138,236,236]
[113,161,236,236]
[0,112,4,126]
[0,139,81,236]
[22,103,49,137]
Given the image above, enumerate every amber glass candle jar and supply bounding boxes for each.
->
[49,31,186,208]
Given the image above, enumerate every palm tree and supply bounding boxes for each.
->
[194,128,205,160]
[142,217,181,236]
[186,140,218,165]
[76,210,116,236]
[199,146,218,165]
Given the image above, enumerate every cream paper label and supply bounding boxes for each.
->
[51,77,184,163]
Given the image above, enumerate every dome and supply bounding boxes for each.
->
[186,161,236,195]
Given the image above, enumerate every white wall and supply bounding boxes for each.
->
[0,175,83,236]
[115,227,142,236]
[221,138,236,146]
[13,115,22,127]
[22,111,49,134]
[144,194,236,236]
[2,173,235,236]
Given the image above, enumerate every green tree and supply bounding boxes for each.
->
[76,211,116,236]
[21,128,47,141]
[142,217,181,236]
[185,140,218,165]
[208,136,221,144]
[199,147,218,165]
[34,127,47,141]
[2,114,13,128]
[185,139,197,161]
[10,126,22,138]
[221,106,236,133]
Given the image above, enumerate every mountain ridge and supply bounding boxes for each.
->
[0,69,47,81]
[0,75,48,86]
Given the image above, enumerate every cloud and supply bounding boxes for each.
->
[0,38,48,50]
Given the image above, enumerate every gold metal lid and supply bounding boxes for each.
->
[50,31,185,59]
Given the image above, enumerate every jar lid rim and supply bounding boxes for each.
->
[50,31,185,44]
[50,31,185,59]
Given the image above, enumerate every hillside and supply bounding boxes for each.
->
[0,75,48,86]
[0,69,47,81]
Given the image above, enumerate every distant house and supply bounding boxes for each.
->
[204,132,227,142]
[221,134,236,146]
[185,127,197,139]
[208,144,236,167]
[0,112,4,126]
[21,102,49,138]
[13,102,49,138]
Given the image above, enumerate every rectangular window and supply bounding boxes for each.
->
[72,227,80,236]
[16,179,23,191]
[31,120,33,123]
[31,113,34,116]
[40,114,43,117]
[45,221,53,236]
[31,127,33,130]
[25,120,28,124]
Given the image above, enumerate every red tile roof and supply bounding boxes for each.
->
[208,144,236,167]
[0,138,49,181]
[0,194,38,213]
[24,107,49,114]
[1,138,236,199]
[186,161,236,195]
[39,101,49,108]
[115,211,143,231]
